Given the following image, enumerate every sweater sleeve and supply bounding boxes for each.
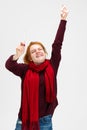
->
[50,20,67,74]
[5,55,28,78]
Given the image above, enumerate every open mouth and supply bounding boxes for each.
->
[36,54,43,58]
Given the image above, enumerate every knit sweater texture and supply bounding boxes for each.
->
[5,20,67,120]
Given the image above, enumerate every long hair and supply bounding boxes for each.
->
[23,41,47,64]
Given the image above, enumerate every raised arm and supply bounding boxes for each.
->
[13,42,25,60]
[5,42,28,77]
[54,6,68,43]
[50,6,68,74]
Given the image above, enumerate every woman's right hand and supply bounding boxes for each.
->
[13,42,25,60]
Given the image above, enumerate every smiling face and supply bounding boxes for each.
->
[30,44,46,65]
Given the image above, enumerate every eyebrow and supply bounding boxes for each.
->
[30,47,43,52]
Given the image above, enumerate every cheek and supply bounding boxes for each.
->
[43,52,46,57]
[29,53,34,61]
[41,51,46,55]
[30,54,36,60]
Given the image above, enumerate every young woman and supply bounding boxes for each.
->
[5,6,68,130]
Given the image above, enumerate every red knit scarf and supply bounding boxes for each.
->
[22,60,56,130]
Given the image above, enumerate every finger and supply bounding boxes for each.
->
[61,5,68,12]
[16,48,21,51]
[20,42,25,46]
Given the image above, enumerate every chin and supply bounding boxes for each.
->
[35,59,45,65]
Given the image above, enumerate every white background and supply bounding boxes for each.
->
[0,0,87,130]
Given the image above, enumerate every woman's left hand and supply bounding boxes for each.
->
[60,5,68,20]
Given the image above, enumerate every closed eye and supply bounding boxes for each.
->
[31,48,43,54]
[38,48,43,51]
[31,50,36,54]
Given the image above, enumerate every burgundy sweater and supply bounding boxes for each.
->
[5,20,67,120]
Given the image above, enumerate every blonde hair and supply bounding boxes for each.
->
[23,41,47,64]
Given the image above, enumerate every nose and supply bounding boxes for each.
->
[36,49,40,53]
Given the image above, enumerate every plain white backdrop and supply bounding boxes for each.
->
[0,0,87,130]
